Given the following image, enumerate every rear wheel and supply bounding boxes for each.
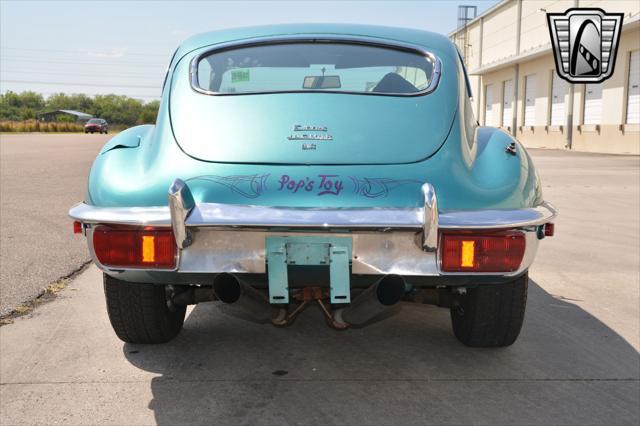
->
[103,274,186,344]
[450,273,528,347]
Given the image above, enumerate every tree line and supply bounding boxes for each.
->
[0,91,161,125]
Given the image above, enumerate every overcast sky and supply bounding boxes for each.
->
[0,0,496,102]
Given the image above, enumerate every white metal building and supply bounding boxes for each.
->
[451,0,640,154]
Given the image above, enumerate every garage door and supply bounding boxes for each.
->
[584,83,603,125]
[627,50,640,124]
[550,72,568,126]
[484,84,494,126]
[502,79,513,128]
[524,75,536,126]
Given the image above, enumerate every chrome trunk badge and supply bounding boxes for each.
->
[288,124,333,144]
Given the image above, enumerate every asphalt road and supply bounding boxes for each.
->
[1,137,639,425]
[0,133,108,316]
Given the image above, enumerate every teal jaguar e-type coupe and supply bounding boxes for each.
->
[70,24,556,347]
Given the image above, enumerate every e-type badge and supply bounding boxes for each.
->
[288,124,333,144]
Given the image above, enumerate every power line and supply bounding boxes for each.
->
[0,46,172,57]
[0,57,166,68]
[4,54,165,65]
[1,79,160,89]
[1,69,164,78]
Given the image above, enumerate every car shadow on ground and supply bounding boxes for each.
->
[123,279,640,425]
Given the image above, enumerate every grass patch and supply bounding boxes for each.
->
[0,120,85,133]
[46,279,69,295]
[13,305,32,314]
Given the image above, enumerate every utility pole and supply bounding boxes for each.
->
[565,0,579,149]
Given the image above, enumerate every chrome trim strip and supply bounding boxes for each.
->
[188,35,442,98]
[69,203,171,226]
[70,201,556,230]
[438,202,557,229]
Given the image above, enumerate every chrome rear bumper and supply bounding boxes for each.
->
[69,179,556,278]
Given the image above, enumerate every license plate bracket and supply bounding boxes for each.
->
[266,236,352,304]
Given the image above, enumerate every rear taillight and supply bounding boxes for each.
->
[93,226,176,269]
[544,223,555,237]
[440,231,525,273]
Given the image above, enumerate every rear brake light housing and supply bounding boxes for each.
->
[93,226,176,269]
[73,221,83,234]
[440,231,526,273]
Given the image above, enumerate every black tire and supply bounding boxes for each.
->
[103,274,186,344]
[450,273,528,347]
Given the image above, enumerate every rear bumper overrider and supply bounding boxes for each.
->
[69,179,557,278]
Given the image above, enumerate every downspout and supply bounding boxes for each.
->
[565,0,579,149]
[477,16,484,119]
[512,0,522,137]
[512,64,520,137]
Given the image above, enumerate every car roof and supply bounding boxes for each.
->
[174,23,454,61]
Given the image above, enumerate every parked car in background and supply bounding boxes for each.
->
[84,118,108,134]
[70,24,556,347]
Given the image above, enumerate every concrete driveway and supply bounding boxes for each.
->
[1,143,639,425]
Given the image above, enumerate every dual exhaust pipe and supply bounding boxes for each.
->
[212,273,275,323]
[211,273,406,328]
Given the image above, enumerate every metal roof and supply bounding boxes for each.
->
[55,109,93,119]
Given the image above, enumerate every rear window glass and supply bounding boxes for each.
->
[194,42,436,95]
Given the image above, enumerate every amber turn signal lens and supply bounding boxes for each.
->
[441,232,525,272]
[93,226,176,269]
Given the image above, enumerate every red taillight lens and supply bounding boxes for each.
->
[441,232,525,272]
[73,221,83,234]
[93,226,176,269]
[544,223,555,237]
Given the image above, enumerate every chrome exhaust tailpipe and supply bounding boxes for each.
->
[213,273,275,323]
[337,274,406,327]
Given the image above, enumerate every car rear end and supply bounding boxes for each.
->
[70,27,556,346]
